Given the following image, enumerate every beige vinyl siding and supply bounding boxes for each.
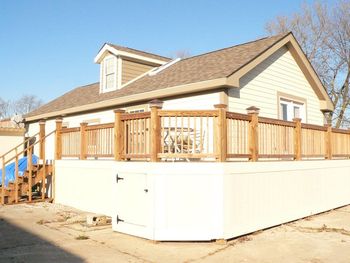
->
[122,59,154,84]
[228,46,324,125]
[163,91,221,110]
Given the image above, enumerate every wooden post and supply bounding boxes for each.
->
[149,99,163,162]
[247,106,260,162]
[1,157,5,205]
[114,109,125,161]
[15,149,19,203]
[214,104,227,162]
[80,122,88,160]
[39,120,46,160]
[293,118,302,160]
[28,146,33,202]
[325,124,332,160]
[55,118,63,160]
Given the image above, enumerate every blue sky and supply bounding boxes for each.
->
[0,0,316,102]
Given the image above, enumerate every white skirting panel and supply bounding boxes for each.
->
[55,160,350,241]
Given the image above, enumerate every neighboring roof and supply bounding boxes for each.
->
[107,43,171,62]
[26,32,333,121]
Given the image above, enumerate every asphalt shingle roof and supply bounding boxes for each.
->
[26,34,287,118]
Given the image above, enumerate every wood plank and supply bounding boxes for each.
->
[226,111,251,121]
[85,123,114,131]
[259,117,295,127]
[158,110,218,117]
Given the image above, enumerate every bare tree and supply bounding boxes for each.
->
[0,95,43,119]
[266,0,350,128]
[13,95,43,115]
[0,98,11,120]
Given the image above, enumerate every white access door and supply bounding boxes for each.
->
[112,172,152,239]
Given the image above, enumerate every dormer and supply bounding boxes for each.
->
[94,44,170,93]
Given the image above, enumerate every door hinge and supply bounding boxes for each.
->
[116,215,124,224]
[116,173,124,183]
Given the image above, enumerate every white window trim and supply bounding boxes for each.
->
[101,55,118,93]
[279,98,306,122]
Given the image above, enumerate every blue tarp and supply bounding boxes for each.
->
[0,155,38,187]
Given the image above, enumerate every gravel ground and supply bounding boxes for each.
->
[0,202,350,263]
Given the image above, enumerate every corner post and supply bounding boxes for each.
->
[55,118,63,160]
[39,120,46,160]
[149,99,163,162]
[246,106,260,162]
[114,109,125,161]
[80,122,88,160]
[214,104,227,162]
[1,157,5,205]
[28,146,33,202]
[325,124,332,160]
[293,118,302,160]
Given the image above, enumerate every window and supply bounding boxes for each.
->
[101,56,117,92]
[279,98,305,122]
[129,109,145,113]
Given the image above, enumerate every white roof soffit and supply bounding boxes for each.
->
[94,44,168,65]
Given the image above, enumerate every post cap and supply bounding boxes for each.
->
[246,106,260,115]
[39,119,46,125]
[292,118,302,122]
[80,122,88,126]
[55,118,63,122]
[149,99,164,109]
[214,104,227,109]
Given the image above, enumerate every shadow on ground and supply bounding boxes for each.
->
[0,217,83,263]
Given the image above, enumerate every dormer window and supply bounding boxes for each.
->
[95,43,170,94]
[101,55,118,93]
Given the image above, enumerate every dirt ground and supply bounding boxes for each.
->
[0,202,350,263]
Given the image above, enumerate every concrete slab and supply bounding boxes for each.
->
[1,202,350,263]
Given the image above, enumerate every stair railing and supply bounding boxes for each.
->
[1,130,56,205]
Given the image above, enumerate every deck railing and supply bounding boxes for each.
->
[57,101,350,162]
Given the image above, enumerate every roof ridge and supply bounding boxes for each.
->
[107,43,171,60]
[179,33,287,62]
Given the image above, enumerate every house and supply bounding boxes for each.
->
[4,32,349,242]
[24,32,333,160]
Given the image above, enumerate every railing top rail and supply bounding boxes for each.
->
[158,110,218,117]
[86,123,114,131]
[259,117,296,127]
[121,112,151,121]
[226,111,251,121]
[301,123,328,132]
[0,131,40,160]
[332,128,350,134]
[61,127,80,133]
[3,130,56,165]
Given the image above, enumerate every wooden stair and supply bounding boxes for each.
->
[0,163,53,205]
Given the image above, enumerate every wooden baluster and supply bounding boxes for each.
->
[247,106,260,162]
[149,99,163,162]
[80,122,88,160]
[55,118,63,160]
[28,146,33,202]
[39,120,46,159]
[15,149,19,203]
[325,124,333,160]
[1,157,5,204]
[293,118,302,160]
[214,104,227,162]
[114,109,125,161]
[41,145,46,200]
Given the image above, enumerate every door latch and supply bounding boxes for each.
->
[116,215,124,224]
[116,173,124,183]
